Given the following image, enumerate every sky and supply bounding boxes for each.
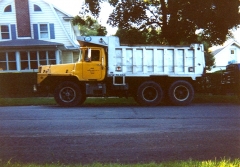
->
[45,0,240,44]
[231,27,240,43]
[45,0,83,16]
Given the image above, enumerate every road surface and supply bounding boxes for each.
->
[0,103,239,164]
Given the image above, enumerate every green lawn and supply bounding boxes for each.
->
[1,159,240,167]
[0,94,239,106]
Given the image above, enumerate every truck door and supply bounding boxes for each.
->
[82,48,103,80]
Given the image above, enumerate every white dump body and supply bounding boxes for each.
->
[77,36,206,80]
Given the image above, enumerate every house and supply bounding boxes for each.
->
[0,0,81,72]
[210,40,240,72]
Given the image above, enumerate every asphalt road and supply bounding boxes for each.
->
[0,103,240,164]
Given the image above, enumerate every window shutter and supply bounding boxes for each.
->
[50,24,55,39]
[11,24,16,40]
[33,24,39,39]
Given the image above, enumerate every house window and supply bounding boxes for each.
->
[33,23,55,39]
[20,51,29,70]
[39,51,47,65]
[0,25,10,40]
[34,4,42,11]
[4,5,12,12]
[48,51,56,64]
[30,51,38,69]
[0,52,16,71]
[20,51,56,70]
[231,50,235,54]
[7,52,16,70]
[39,24,49,39]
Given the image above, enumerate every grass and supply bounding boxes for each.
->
[1,159,240,167]
[193,94,240,104]
[0,97,56,106]
[0,94,239,106]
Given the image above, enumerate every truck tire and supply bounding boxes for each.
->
[54,81,85,107]
[168,80,194,106]
[136,81,163,106]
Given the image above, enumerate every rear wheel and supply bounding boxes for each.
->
[136,81,163,106]
[54,81,85,107]
[168,80,194,106]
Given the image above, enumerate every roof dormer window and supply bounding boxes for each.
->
[4,5,12,12]
[34,4,42,12]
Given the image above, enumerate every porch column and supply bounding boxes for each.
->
[15,51,21,71]
[55,50,61,64]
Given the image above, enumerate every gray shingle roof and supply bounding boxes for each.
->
[212,47,224,55]
[211,40,240,56]
[0,39,64,48]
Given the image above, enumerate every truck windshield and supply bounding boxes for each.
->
[78,49,83,62]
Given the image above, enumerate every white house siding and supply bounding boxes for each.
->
[28,0,73,47]
[73,51,80,62]
[61,51,79,64]
[230,44,239,63]
[0,0,80,73]
[211,42,240,72]
[0,0,79,48]
[62,51,73,63]
[55,9,71,33]
[0,0,16,39]
[215,44,240,66]
[55,9,79,47]
[0,0,16,21]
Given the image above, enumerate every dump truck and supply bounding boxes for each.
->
[35,36,206,107]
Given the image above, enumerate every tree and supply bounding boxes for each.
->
[82,0,240,68]
[115,27,163,45]
[72,15,107,36]
[107,0,240,45]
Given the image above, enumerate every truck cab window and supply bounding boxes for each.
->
[84,49,100,62]
[91,50,100,61]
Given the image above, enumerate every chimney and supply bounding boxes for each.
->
[15,0,31,38]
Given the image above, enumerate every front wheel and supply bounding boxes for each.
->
[168,80,194,106]
[136,81,163,106]
[54,81,85,107]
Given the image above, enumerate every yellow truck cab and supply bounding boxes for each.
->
[36,36,206,107]
[38,46,106,83]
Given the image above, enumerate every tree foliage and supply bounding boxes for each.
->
[82,0,239,68]
[107,0,240,46]
[72,16,107,36]
[115,27,164,45]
